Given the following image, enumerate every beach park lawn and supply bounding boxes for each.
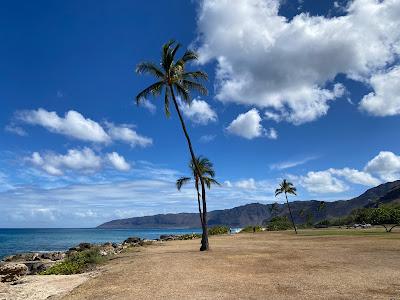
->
[62,228,400,300]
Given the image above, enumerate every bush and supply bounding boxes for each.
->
[240,225,263,233]
[41,248,107,275]
[266,216,292,231]
[179,233,202,240]
[208,225,229,235]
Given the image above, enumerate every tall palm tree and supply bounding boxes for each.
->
[176,156,220,227]
[136,40,211,251]
[275,179,298,234]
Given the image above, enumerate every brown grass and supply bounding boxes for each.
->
[63,229,400,300]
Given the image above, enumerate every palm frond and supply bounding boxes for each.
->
[176,177,191,190]
[162,40,176,72]
[136,81,164,104]
[174,83,190,103]
[136,62,164,79]
[203,177,220,189]
[182,80,208,96]
[179,49,198,63]
[182,71,208,81]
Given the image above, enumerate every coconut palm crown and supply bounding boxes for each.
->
[176,156,220,226]
[275,179,298,234]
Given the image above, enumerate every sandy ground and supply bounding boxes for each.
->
[0,273,93,300]
[59,230,400,300]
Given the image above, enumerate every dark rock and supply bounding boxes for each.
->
[123,237,143,246]
[0,263,28,282]
[24,261,55,275]
[159,234,181,241]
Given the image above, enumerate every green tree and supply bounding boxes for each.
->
[269,202,280,217]
[136,40,210,251]
[176,156,220,227]
[355,206,400,232]
[275,179,298,234]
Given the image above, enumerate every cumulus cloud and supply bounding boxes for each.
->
[196,0,400,124]
[15,109,153,147]
[235,178,257,189]
[107,152,131,171]
[359,66,400,116]
[226,109,277,139]
[16,109,110,143]
[28,148,102,176]
[298,171,349,194]
[180,98,217,125]
[105,122,152,148]
[328,168,381,186]
[364,151,400,182]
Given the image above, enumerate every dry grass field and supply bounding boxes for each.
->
[62,228,400,300]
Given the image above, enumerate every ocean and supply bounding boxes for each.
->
[0,228,202,259]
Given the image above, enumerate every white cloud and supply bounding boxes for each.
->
[28,148,102,176]
[5,124,27,136]
[107,152,131,171]
[364,151,400,182]
[299,171,349,194]
[226,109,276,139]
[235,178,257,189]
[180,98,217,125]
[16,109,111,143]
[359,66,400,116]
[141,99,157,114]
[270,156,318,170]
[105,122,153,148]
[328,168,381,186]
[196,0,400,124]
[199,134,216,143]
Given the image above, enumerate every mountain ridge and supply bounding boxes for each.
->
[97,180,400,229]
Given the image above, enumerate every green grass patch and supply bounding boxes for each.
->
[40,248,108,275]
[208,225,229,235]
[297,228,400,239]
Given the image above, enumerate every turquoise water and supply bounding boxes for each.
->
[0,228,202,259]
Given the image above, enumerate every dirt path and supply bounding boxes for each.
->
[63,231,400,300]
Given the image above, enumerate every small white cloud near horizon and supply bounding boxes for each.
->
[107,152,131,172]
[105,122,153,148]
[226,109,277,140]
[298,171,349,194]
[180,98,217,125]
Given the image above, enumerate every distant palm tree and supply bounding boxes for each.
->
[318,201,326,212]
[275,179,298,234]
[269,202,280,217]
[136,40,211,251]
[176,156,220,226]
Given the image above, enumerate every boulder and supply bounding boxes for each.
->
[0,263,28,282]
[24,261,55,275]
[123,237,143,247]
[40,252,65,261]
[159,234,181,241]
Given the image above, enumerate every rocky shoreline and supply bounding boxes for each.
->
[0,233,200,283]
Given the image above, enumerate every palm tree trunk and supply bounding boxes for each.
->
[169,86,209,251]
[195,178,204,226]
[285,192,297,234]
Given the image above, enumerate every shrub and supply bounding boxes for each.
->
[266,216,292,231]
[240,225,263,233]
[41,248,107,275]
[179,233,202,240]
[208,225,229,235]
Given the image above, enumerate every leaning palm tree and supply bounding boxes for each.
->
[275,179,298,234]
[136,40,211,251]
[176,156,220,227]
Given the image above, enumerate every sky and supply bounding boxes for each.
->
[1,0,400,227]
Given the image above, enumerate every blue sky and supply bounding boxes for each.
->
[1,0,400,227]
